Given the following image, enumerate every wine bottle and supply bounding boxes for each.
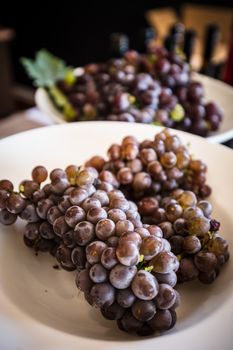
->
[183,29,196,63]
[135,26,156,53]
[200,24,220,77]
[109,33,129,58]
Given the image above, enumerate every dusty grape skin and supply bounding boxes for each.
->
[116,288,136,308]
[89,282,115,308]
[131,270,159,300]
[71,246,86,269]
[6,193,26,214]
[75,269,93,293]
[178,258,199,281]
[20,203,40,223]
[95,218,115,240]
[119,231,142,248]
[86,207,107,224]
[47,206,62,225]
[153,271,177,287]
[73,221,95,246]
[53,216,69,237]
[194,251,218,273]
[101,302,125,320]
[115,219,134,236]
[116,241,140,266]
[109,264,137,289]
[155,283,176,309]
[148,309,172,332]
[118,311,143,333]
[86,241,107,265]
[65,205,86,228]
[108,208,127,222]
[140,235,163,260]
[150,251,179,274]
[89,263,108,283]
[132,300,156,322]
[101,247,118,270]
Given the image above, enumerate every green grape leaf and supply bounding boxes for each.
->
[21,49,75,87]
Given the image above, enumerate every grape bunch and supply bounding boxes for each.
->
[85,128,229,284]
[0,129,229,337]
[0,163,180,336]
[86,128,211,201]
[57,47,223,136]
[138,191,229,284]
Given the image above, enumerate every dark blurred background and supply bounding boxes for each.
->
[0,1,232,84]
[0,0,233,115]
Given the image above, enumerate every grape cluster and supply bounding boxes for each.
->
[58,47,223,136]
[86,128,211,201]
[139,192,229,284]
[0,163,180,336]
[85,128,229,284]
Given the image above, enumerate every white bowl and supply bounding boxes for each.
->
[0,122,233,349]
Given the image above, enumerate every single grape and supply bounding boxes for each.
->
[31,166,48,184]
[75,269,93,293]
[0,209,17,225]
[183,235,201,254]
[194,251,217,272]
[118,310,143,333]
[20,203,39,222]
[58,195,71,213]
[153,271,177,287]
[179,258,199,281]
[82,197,101,212]
[47,206,62,225]
[116,288,136,308]
[70,187,88,206]
[86,207,107,224]
[39,221,55,240]
[36,198,54,219]
[65,206,86,228]
[159,221,174,239]
[155,283,176,309]
[0,179,13,192]
[108,209,126,223]
[140,236,163,260]
[148,310,172,332]
[71,246,86,269]
[120,231,142,247]
[116,241,140,266]
[53,216,69,237]
[131,270,159,300]
[132,300,156,322]
[187,216,210,236]
[0,189,10,210]
[169,235,184,255]
[89,263,108,283]
[6,193,26,214]
[101,247,118,270]
[101,302,125,320]
[110,264,137,289]
[150,251,179,274]
[86,241,107,265]
[115,219,134,236]
[89,282,115,307]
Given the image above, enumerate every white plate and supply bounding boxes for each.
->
[0,122,233,350]
[35,73,233,144]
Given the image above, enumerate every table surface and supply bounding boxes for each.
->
[0,107,233,149]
